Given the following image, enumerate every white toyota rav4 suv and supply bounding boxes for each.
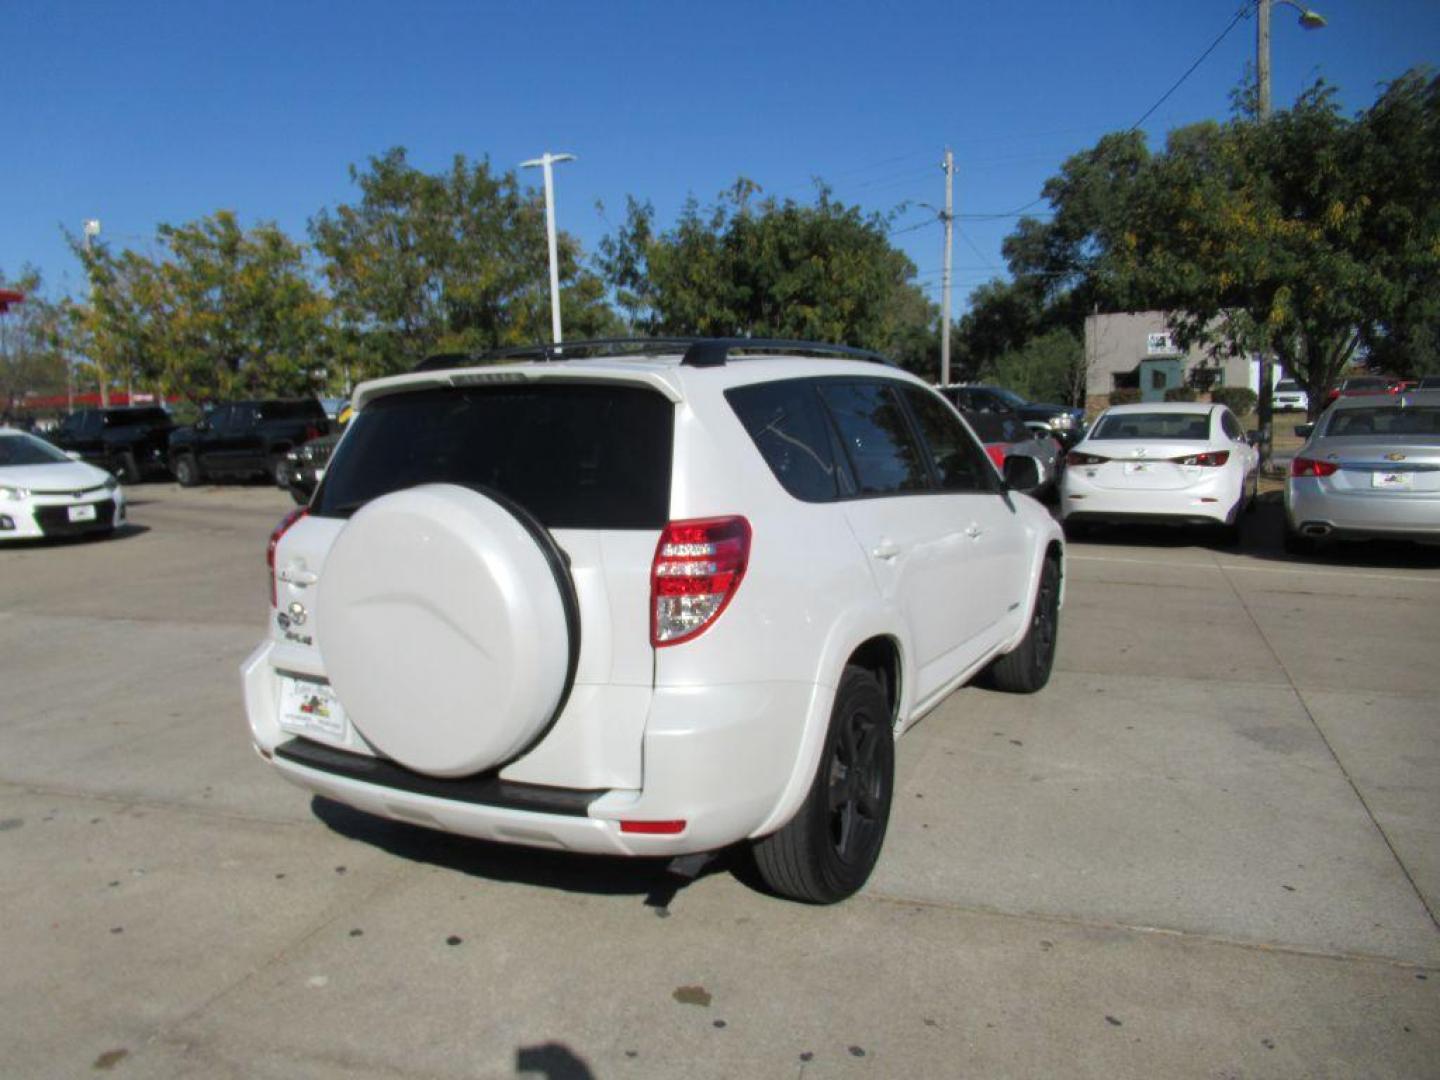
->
[243,339,1064,903]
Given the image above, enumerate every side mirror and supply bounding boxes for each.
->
[65,451,83,461]
[1003,455,1042,495]
[1245,430,1260,445]
[1295,423,1314,439]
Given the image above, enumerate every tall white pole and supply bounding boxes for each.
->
[941,149,954,387]
[521,152,576,346]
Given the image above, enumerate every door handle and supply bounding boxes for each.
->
[278,566,318,586]
[871,539,901,561]
[964,524,984,540]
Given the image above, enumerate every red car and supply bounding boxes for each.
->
[1323,376,1402,408]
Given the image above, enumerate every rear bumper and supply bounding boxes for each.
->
[242,641,818,856]
[1286,480,1440,541]
[1060,472,1239,526]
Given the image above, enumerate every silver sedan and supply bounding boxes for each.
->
[1285,390,1440,553]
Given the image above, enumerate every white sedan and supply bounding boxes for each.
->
[1060,402,1259,542]
[0,428,126,541]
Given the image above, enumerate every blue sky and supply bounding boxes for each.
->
[4,0,1436,316]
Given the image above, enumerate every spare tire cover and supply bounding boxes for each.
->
[316,484,573,777]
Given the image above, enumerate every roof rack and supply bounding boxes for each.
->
[679,338,895,368]
[413,337,896,372]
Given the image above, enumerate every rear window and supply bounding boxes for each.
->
[1090,412,1212,441]
[1275,381,1300,393]
[314,384,674,529]
[1322,406,1440,438]
[259,400,327,421]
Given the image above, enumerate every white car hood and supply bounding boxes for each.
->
[0,460,113,492]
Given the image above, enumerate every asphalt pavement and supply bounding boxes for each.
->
[1,485,1436,1078]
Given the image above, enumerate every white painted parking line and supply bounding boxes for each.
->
[1068,552,1440,588]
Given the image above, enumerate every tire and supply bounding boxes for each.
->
[1245,469,1260,512]
[112,451,140,485]
[752,666,894,904]
[986,555,1061,694]
[271,455,290,488]
[173,454,201,487]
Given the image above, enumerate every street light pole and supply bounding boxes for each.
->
[940,148,954,387]
[520,152,576,346]
[1254,0,1325,473]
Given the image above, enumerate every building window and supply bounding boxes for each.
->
[1112,369,1139,390]
[1151,369,1167,390]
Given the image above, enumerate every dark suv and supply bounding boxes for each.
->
[50,406,176,483]
[940,385,1086,448]
[169,399,329,487]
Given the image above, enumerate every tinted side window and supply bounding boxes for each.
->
[259,400,326,422]
[315,384,673,529]
[904,389,993,493]
[726,380,853,502]
[816,381,930,495]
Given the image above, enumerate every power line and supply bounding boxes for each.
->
[1129,4,1251,132]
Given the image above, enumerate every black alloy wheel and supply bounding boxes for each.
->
[986,555,1061,693]
[752,666,894,904]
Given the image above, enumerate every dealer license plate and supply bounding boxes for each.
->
[67,504,97,522]
[279,677,348,742]
[1371,471,1413,490]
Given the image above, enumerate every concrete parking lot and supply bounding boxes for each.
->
[2,485,1436,1079]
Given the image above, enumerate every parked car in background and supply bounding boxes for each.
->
[1284,390,1440,554]
[1323,375,1401,408]
[1060,402,1259,543]
[940,384,1086,448]
[245,339,1063,905]
[49,406,175,483]
[1273,380,1309,413]
[959,408,1062,498]
[0,427,126,541]
[169,399,329,487]
[281,405,351,505]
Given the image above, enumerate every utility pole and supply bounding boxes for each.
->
[1255,0,1324,471]
[520,152,576,346]
[940,148,955,387]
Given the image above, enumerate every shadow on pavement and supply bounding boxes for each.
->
[0,522,150,549]
[311,796,744,913]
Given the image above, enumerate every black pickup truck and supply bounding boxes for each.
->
[49,406,176,483]
[168,399,329,487]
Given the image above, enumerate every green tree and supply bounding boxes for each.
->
[597,181,939,376]
[984,328,1084,405]
[0,268,68,416]
[75,213,330,404]
[312,148,617,378]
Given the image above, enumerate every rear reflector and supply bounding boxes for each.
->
[1291,457,1339,478]
[651,516,751,646]
[619,820,687,835]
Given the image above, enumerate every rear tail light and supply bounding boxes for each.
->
[1067,451,1108,466]
[1291,456,1339,478]
[651,516,751,646]
[303,424,321,441]
[1172,450,1230,467]
[267,507,308,606]
[984,444,1007,470]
